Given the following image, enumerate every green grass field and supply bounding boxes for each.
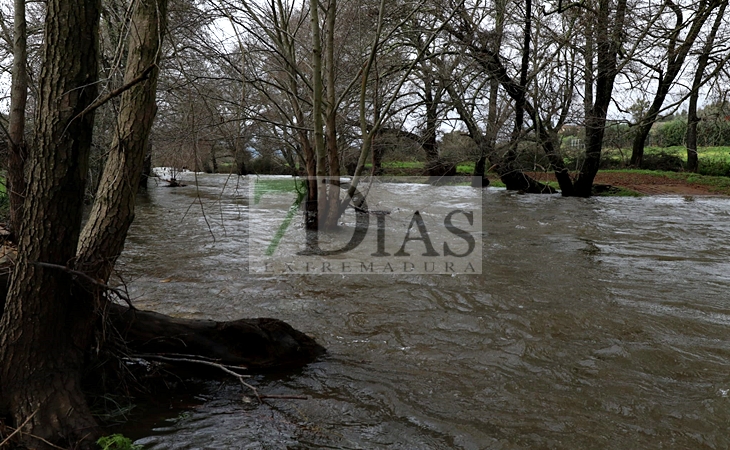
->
[383,146,730,178]
[602,146,730,175]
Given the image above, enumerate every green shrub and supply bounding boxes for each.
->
[652,120,687,147]
[698,119,730,147]
[698,158,730,177]
[648,118,730,147]
[97,434,142,450]
[0,191,8,224]
[640,150,685,171]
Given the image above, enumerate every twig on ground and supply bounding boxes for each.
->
[0,410,37,448]
[140,352,249,371]
[27,432,67,450]
[135,353,260,403]
[258,394,309,400]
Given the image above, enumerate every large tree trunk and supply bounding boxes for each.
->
[573,0,627,197]
[0,0,102,447]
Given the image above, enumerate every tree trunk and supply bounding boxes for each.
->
[471,156,489,187]
[76,0,168,283]
[309,0,328,231]
[234,140,248,175]
[323,0,341,228]
[109,304,325,370]
[573,0,627,196]
[210,144,219,173]
[371,133,385,175]
[141,144,153,187]
[7,0,28,234]
[0,0,102,447]
[0,271,325,380]
[451,18,570,193]
[471,0,504,188]
[584,18,594,123]
[423,75,441,177]
[443,82,554,193]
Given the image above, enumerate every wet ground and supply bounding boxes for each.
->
[523,171,726,196]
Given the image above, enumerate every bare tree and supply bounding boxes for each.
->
[629,0,724,166]
[686,0,728,172]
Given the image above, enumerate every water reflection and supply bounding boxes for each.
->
[119,174,730,449]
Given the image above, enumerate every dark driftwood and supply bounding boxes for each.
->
[108,303,325,370]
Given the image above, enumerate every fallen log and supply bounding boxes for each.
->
[108,303,325,370]
[0,261,325,371]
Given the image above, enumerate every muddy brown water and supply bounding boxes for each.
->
[117,174,730,449]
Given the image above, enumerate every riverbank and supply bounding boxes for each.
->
[513,170,730,196]
[363,158,730,196]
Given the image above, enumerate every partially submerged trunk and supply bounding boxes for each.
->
[443,81,555,193]
[572,0,627,196]
[0,278,325,373]
[452,0,626,197]
[471,156,490,188]
[109,304,325,370]
[140,146,153,188]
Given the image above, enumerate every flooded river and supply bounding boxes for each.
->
[118,173,730,449]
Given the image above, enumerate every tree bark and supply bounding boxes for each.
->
[0,0,102,447]
[7,0,28,234]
